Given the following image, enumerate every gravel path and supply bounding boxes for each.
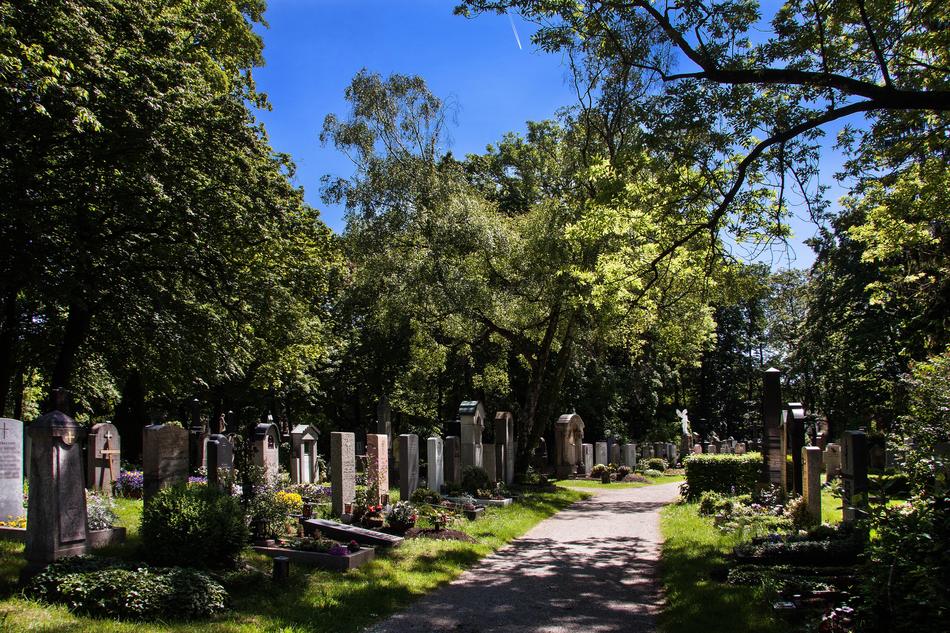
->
[366,481,682,633]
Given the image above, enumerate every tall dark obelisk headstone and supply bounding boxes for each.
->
[762,368,784,487]
[786,403,807,495]
[24,398,88,579]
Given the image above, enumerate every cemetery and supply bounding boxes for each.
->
[0,2,947,633]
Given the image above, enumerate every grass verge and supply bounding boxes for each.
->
[0,487,585,633]
[659,502,791,633]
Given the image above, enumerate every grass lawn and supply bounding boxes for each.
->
[659,502,791,633]
[0,487,585,632]
[556,473,685,490]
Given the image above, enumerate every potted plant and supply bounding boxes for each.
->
[387,501,418,532]
[86,490,126,548]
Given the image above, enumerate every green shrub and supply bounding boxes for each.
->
[785,495,817,530]
[682,452,762,500]
[141,484,248,569]
[590,464,608,477]
[461,466,491,493]
[644,458,668,472]
[410,487,442,504]
[643,468,663,478]
[698,491,733,516]
[28,557,227,620]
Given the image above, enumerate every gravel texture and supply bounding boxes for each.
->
[365,481,682,633]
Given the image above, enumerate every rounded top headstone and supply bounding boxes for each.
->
[28,409,84,445]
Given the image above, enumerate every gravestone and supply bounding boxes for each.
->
[582,443,593,475]
[653,442,665,462]
[459,401,485,470]
[718,441,729,454]
[483,444,497,482]
[693,444,702,454]
[0,418,24,523]
[786,403,806,495]
[668,443,678,465]
[763,368,784,486]
[252,422,280,483]
[427,436,444,493]
[803,446,822,524]
[24,407,87,576]
[206,434,233,487]
[142,424,188,502]
[555,413,585,478]
[444,436,461,486]
[736,442,747,455]
[595,441,608,466]
[331,432,356,516]
[398,434,419,501]
[494,411,515,485]
[366,433,389,505]
[86,422,120,494]
[841,431,868,523]
[823,443,842,482]
[610,443,622,465]
[707,443,718,454]
[212,412,225,435]
[290,424,320,485]
[621,443,637,469]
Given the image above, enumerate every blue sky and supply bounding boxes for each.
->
[252,1,837,268]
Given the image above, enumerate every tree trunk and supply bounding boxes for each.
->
[49,302,92,401]
[0,288,20,414]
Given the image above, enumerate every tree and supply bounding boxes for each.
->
[456,0,950,266]
[324,71,723,465]
[0,0,337,419]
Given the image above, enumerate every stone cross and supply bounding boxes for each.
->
[86,422,120,494]
[142,424,189,502]
[367,433,389,505]
[24,409,88,578]
[331,432,355,516]
[427,436,444,493]
[398,434,419,501]
[0,418,24,525]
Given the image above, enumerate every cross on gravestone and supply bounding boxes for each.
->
[0,418,24,524]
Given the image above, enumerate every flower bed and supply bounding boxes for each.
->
[253,537,374,571]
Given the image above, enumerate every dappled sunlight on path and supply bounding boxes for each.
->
[366,482,681,633]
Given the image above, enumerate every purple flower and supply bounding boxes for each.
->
[115,470,144,496]
[328,544,349,556]
[188,475,207,485]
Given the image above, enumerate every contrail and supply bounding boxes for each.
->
[508,14,522,50]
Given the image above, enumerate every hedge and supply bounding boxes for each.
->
[682,452,763,500]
